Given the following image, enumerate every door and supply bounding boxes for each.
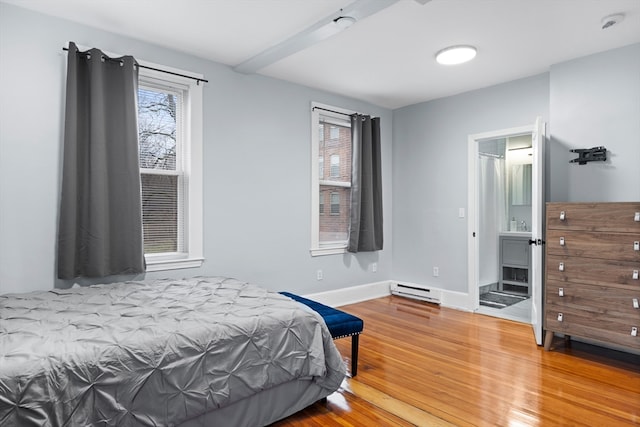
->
[529,117,545,345]
[467,117,546,345]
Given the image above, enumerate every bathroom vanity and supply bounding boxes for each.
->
[499,232,531,295]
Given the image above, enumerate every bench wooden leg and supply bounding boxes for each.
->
[351,334,359,377]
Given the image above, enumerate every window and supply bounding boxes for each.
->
[330,192,340,215]
[330,126,340,140]
[330,154,340,178]
[318,156,324,179]
[310,102,353,256]
[137,65,203,271]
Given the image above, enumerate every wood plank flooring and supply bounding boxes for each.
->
[272,296,640,426]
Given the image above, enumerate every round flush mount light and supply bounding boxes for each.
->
[435,45,477,65]
[334,16,357,29]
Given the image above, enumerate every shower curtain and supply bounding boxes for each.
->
[478,155,507,288]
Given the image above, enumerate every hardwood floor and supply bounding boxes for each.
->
[272,296,640,426]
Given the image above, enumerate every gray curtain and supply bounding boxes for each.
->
[348,114,383,252]
[57,42,145,279]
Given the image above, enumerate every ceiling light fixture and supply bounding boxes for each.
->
[601,13,624,30]
[435,45,477,65]
[234,0,402,74]
[334,16,357,29]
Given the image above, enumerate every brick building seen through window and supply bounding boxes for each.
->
[318,121,351,243]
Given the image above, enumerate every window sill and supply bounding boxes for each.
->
[310,246,347,257]
[145,256,204,272]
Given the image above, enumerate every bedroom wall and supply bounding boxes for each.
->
[0,3,393,295]
[391,74,550,293]
[548,43,640,202]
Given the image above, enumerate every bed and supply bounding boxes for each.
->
[0,276,346,426]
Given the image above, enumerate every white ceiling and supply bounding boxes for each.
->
[3,0,640,109]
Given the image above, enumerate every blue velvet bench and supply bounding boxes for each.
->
[280,292,364,377]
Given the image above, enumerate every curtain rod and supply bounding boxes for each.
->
[313,106,352,117]
[313,106,377,119]
[62,47,208,85]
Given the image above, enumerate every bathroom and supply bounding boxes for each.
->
[477,134,533,322]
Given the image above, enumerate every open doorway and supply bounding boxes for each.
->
[475,135,532,323]
[467,119,545,344]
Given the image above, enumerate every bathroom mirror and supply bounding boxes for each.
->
[510,163,532,206]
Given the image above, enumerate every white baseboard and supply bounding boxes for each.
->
[304,279,474,312]
[304,281,391,307]
[440,290,474,312]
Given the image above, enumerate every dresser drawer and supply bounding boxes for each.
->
[546,229,640,262]
[546,255,640,288]
[547,202,640,233]
[545,280,640,321]
[544,307,640,349]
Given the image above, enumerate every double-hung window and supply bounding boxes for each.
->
[310,102,353,256]
[137,65,203,270]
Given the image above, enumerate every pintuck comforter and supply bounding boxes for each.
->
[0,277,346,426]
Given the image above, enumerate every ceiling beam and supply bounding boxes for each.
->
[233,0,404,74]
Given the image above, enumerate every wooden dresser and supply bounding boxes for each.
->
[544,202,640,351]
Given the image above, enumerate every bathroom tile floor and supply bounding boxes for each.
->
[476,296,531,324]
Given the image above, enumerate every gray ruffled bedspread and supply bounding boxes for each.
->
[0,277,346,426]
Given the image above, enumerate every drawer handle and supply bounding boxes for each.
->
[635,212,640,222]
[560,211,566,221]
[558,287,564,297]
[633,270,639,280]
[559,237,565,246]
[559,262,565,272]
[633,298,639,309]
[632,327,638,337]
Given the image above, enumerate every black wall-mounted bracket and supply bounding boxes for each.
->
[569,146,607,165]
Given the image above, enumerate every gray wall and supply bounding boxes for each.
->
[391,74,550,292]
[0,3,393,295]
[548,43,640,202]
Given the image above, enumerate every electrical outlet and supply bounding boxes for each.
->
[316,270,323,280]
[433,267,439,277]
[372,263,378,272]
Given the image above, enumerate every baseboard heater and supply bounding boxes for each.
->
[390,283,441,304]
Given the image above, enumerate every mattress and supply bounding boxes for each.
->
[0,277,346,426]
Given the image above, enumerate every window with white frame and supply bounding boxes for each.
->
[330,154,340,178]
[137,66,203,271]
[310,102,353,256]
[330,192,340,215]
[329,125,340,140]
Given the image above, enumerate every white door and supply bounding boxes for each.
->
[530,117,546,345]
